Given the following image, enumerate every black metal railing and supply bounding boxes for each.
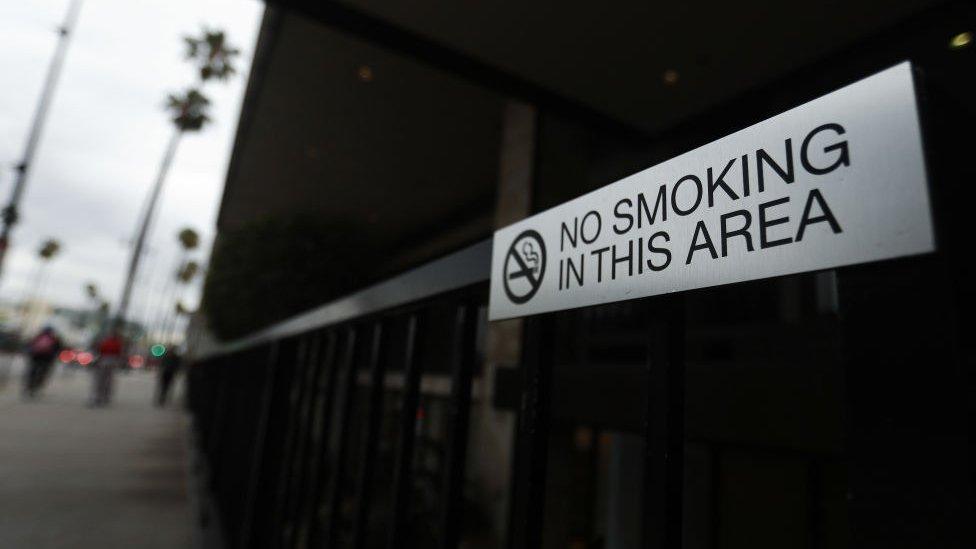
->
[188,240,490,549]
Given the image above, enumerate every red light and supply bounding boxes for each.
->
[77,352,94,366]
[58,349,76,363]
[128,355,145,369]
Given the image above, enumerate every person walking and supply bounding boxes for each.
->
[23,325,62,398]
[155,348,182,407]
[90,330,123,407]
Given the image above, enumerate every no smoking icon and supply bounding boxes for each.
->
[503,229,547,304]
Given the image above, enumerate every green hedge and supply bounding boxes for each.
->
[201,216,377,340]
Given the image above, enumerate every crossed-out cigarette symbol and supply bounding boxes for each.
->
[503,229,547,305]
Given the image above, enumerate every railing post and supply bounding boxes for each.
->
[206,357,230,479]
[295,330,351,547]
[508,313,555,549]
[321,327,360,548]
[288,330,338,548]
[240,341,281,549]
[438,304,479,549]
[271,334,320,546]
[642,297,685,549]
[351,322,388,549]
[387,315,423,548]
[182,242,491,548]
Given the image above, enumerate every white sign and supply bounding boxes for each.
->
[489,62,934,320]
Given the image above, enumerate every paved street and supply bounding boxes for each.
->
[0,354,193,548]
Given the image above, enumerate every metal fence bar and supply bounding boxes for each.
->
[240,342,281,549]
[276,334,324,547]
[194,240,490,361]
[206,357,230,481]
[296,331,342,547]
[286,330,338,548]
[269,335,313,546]
[213,349,258,544]
[387,315,423,548]
[438,303,478,549]
[189,243,493,547]
[251,338,301,548]
[642,298,685,549]
[351,322,388,549]
[321,327,360,549]
[508,313,555,549]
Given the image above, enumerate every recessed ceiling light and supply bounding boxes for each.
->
[357,65,374,82]
[663,69,679,85]
[949,31,972,50]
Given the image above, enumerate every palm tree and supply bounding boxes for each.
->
[162,299,193,344]
[19,238,63,332]
[177,227,200,251]
[177,260,200,284]
[149,227,200,342]
[82,281,109,333]
[166,89,210,130]
[161,260,200,344]
[114,89,211,326]
[84,281,98,301]
[38,239,61,261]
[184,29,240,82]
[114,28,238,327]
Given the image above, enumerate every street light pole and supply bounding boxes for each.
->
[0,0,84,283]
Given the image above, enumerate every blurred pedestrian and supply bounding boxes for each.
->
[23,325,62,398]
[90,329,124,407]
[155,348,182,407]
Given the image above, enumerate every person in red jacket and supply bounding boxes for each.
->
[90,330,124,407]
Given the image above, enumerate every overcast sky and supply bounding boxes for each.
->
[0,0,264,327]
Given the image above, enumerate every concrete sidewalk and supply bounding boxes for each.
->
[0,355,193,548]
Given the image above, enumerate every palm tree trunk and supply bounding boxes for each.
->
[151,268,179,342]
[162,310,177,345]
[161,285,187,345]
[132,248,160,330]
[115,129,182,326]
[19,260,51,335]
[145,249,186,344]
[143,255,175,340]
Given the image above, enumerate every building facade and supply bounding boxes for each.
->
[190,2,975,548]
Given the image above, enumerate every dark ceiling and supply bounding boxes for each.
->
[281,0,943,133]
[218,10,505,271]
[218,0,954,281]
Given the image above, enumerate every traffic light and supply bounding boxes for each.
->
[150,344,166,358]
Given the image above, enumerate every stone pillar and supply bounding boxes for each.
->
[470,100,537,544]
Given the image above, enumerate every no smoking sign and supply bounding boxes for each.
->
[490,64,935,320]
[503,230,547,304]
